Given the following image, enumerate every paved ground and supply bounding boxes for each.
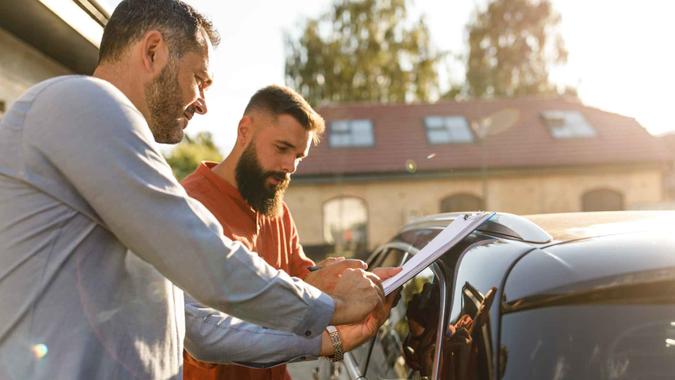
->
[288,359,345,380]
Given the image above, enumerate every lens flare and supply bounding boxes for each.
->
[405,159,417,173]
[32,344,48,359]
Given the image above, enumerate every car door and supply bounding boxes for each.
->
[338,229,531,380]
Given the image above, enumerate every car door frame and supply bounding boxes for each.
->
[340,240,450,380]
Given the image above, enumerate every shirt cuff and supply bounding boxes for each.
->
[293,292,334,338]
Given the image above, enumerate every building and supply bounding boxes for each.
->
[0,0,107,117]
[660,133,675,203]
[286,96,671,258]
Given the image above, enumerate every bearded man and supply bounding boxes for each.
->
[0,1,387,379]
[180,85,398,380]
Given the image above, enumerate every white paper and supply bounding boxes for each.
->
[382,212,495,295]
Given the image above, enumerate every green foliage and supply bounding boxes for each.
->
[285,0,443,106]
[165,132,222,181]
[465,0,567,98]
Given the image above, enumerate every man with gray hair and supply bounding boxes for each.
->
[0,1,385,379]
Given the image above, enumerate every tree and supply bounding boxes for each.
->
[165,132,222,180]
[465,0,567,98]
[285,0,443,106]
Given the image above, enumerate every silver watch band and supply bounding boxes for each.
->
[326,325,344,362]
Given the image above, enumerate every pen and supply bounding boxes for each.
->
[307,265,321,272]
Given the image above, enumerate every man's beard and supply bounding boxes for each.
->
[235,143,290,218]
[144,59,186,144]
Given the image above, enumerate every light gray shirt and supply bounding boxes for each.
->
[0,76,333,379]
[184,294,322,368]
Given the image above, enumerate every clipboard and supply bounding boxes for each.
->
[382,212,495,295]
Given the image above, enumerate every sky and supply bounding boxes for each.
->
[99,0,675,154]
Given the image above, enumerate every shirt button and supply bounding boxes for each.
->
[305,330,311,337]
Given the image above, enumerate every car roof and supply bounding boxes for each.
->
[403,210,675,245]
[402,211,675,309]
[524,210,675,243]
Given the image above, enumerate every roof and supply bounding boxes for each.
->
[297,96,670,177]
[0,0,106,74]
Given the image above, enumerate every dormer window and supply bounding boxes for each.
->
[541,110,595,139]
[424,116,474,144]
[329,119,374,147]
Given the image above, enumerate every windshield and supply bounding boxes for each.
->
[500,304,675,379]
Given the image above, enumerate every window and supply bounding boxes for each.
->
[323,197,368,257]
[500,305,675,379]
[425,116,474,144]
[329,119,374,147]
[541,110,596,139]
[440,193,485,213]
[370,247,408,269]
[348,265,441,379]
[582,188,624,211]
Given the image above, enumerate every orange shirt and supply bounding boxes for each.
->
[181,162,314,380]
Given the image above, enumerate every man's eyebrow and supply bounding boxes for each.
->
[276,140,296,149]
[276,139,309,157]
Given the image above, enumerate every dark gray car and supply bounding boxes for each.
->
[340,211,675,380]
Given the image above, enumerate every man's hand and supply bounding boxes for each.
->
[304,257,366,294]
[330,266,402,326]
[304,257,402,326]
[321,267,402,355]
[330,267,383,325]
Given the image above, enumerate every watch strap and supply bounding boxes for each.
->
[326,325,344,362]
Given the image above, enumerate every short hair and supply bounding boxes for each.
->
[98,0,220,64]
[244,85,325,144]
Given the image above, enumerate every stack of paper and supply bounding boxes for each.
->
[382,212,495,295]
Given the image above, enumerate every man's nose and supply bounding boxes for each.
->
[281,157,298,175]
[194,91,208,115]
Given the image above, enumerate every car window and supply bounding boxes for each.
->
[438,236,522,379]
[349,265,440,379]
[349,234,501,380]
[500,304,675,379]
[371,247,408,268]
[438,282,496,380]
[397,228,441,250]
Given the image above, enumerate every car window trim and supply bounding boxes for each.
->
[343,350,365,379]
[380,241,418,263]
[430,262,448,380]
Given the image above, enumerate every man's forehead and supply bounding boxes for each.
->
[196,27,215,79]
[267,114,313,151]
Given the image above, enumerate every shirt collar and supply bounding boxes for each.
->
[196,161,256,217]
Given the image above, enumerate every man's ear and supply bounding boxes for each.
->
[140,30,169,74]
[237,115,254,147]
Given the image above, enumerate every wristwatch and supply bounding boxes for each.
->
[326,325,344,362]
